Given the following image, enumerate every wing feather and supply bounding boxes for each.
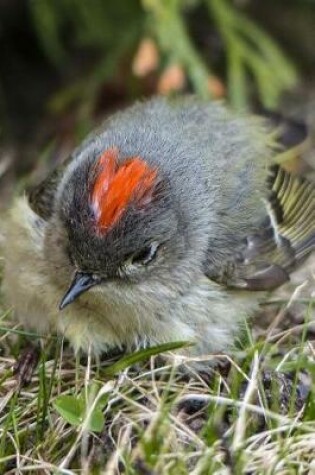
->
[206,165,315,291]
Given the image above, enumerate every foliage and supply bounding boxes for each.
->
[0,300,314,473]
[28,0,298,118]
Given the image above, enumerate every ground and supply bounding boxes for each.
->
[0,246,314,473]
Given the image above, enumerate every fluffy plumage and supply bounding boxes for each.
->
[3,97,315,367]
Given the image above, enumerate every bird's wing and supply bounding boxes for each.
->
[28,156,72,220]
[206,165,315,291]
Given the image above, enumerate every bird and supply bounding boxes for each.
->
[3,97,315,369]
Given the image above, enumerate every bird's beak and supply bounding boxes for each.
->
[59,272,101,310]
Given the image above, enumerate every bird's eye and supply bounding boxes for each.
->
[131,241,159,266]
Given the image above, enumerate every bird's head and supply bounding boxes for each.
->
[45,147,187,309]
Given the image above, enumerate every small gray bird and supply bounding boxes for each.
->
[3,97,315,365]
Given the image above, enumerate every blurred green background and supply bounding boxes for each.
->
[1,0,315,185]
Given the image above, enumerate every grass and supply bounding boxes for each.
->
[0,267,314,474]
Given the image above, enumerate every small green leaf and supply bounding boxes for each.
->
[81,382,109,409]
[53,395,84,427]
[53,393,105,433]
[303,389,315,421]
[85,407,105,433]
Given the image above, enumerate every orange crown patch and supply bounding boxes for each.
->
[91,147,158,232]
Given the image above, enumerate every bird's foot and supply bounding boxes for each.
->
[13,345,40,386]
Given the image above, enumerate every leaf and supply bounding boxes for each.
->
[84,406,105,433]
[53,395,84,427]
[103,341,191,376]
[80,382,110,410]
[53,393,106,433]
[303,388,315,421]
